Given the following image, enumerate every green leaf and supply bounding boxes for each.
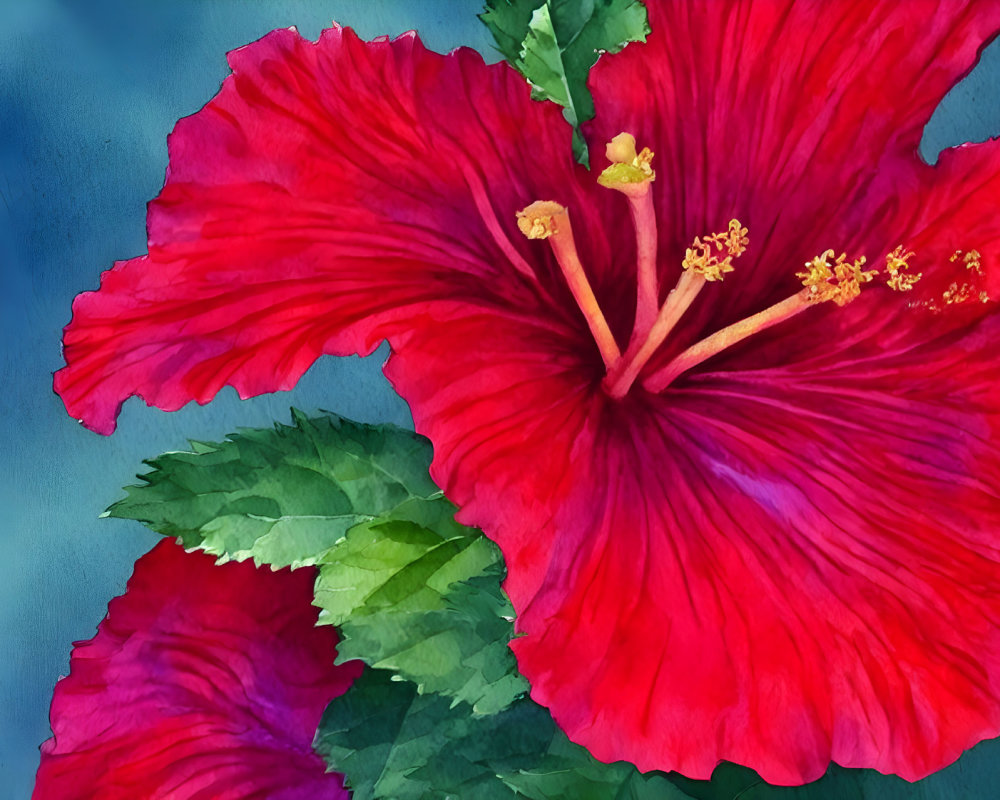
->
[314,507,529,714]
[105,410,440,569]
[479,0,540,63]
[507,730,691,800]
[316,669,550,800]
[316,669,690,800]
[480,0,650,165]
[666,763,766,800]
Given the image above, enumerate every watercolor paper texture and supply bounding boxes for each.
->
[6,1,1000,798]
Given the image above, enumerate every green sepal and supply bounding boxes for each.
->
[480,0,650,166]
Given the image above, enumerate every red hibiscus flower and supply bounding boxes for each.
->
[33,540,361,799]
[53,1,1000,786]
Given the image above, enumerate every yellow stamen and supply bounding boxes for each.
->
[909,247,991,311]
[720,219,750,256]
[951,248,983,276]
[516,201,563,240]
[942,281,990,305]
[516,201,621,369]
[885,246,921,291]
[643,292,811,393]
[682,220,748,282]
[604,220,749,398]
[796,249,876,306]
[643,246,874,392]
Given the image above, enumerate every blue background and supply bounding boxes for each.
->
[2,1,999,797]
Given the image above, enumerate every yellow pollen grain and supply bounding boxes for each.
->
[951,248,983,276]
[717,219,749,257]
[797,249,876,306]
[885,245,922,291]
[943,281,970,304]
[942,281,991,306]
[907,247,993,312]
[682,219,749,281]
[634,147,654,177]
[516,200,566,239]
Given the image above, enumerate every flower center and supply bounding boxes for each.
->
[516,132,990,397]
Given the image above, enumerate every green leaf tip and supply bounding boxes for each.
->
[480,0,651,166]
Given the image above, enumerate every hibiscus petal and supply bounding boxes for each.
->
[386,294,1000,785]
[55,26,617,434]
[674,133,1000,391]
[867,138,1000,301]
[377,49,1000,776]
[585,0,1000,327]
[33,540,361,799]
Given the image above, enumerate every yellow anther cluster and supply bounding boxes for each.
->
[797,249,877,306]
[707,219,749,257]
[598,132,655,191]
[942,281,990,306]
[633,147,654,176]
[516,200,566,240]
[885,246,922,291]
[951,248,983,276]
[906,247,992,312]
[682,219,748,281]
